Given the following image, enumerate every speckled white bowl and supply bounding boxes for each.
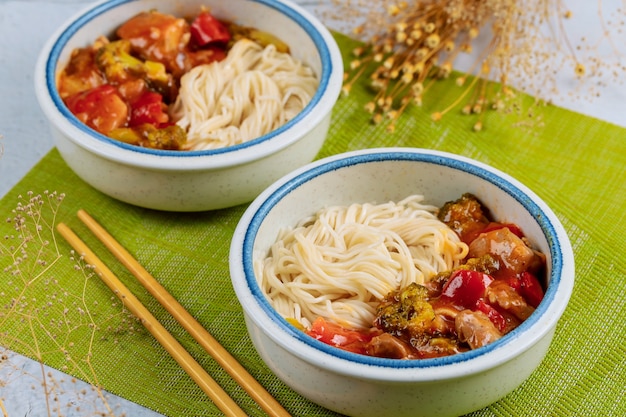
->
[229,148,575,417]
[34,0,342,211]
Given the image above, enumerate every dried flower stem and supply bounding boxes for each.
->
[329,0,625,131]
[1,191,131,416]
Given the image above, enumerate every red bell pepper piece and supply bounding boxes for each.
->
[519,272,544,308]
[190,12,231,47]
[475,299,507,332]
[129,91,169,127]
[440,270,494,310]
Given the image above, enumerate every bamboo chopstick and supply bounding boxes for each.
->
[56,222,249,417]
[75,209,292,417]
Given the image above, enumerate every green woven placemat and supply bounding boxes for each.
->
[1,32,625,416]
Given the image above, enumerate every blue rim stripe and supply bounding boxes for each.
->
[46,0,332,157]
[242,151,563,368]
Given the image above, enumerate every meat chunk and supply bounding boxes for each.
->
[366,333,415,359]
[468,227,543,275]
[431,305,459,335]
[486,280,534,321]
[455,310,502,349]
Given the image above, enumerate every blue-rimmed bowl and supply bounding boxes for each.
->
[229,147,575,417]
[34,0,342,211]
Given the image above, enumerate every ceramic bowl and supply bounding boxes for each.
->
[229,147,575,417]
[34,0,343,211]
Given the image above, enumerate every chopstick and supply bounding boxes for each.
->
[56,222,249,417]
[72,210,291,417]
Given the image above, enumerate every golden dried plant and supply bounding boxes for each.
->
[327,0,626,131]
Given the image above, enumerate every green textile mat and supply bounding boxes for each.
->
[1,32,625,416]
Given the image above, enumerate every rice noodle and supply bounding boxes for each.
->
[171,39,318,150]
[255,195,469,329]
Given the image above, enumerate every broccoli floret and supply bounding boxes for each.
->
[109,124,186,150]
[437,193,491,243]
[95,40,174,98]
[374,283,435,341]
[142,125,186,150]
[458,254,500,275]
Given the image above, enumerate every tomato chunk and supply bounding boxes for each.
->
[129,91,169,127]
[440,270,493,310]
[306,317,375,355]
[116,11,189,75]
[64,85,128,134]
[190,12,231,47]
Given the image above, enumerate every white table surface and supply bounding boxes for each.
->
[1,0,624,415]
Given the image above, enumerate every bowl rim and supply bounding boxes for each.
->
[34,0,343,171]
[230,147,575,382]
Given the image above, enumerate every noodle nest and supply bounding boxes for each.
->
[255,195,469,329]
[171,39,319,150]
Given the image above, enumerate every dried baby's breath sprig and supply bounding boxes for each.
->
[329,0,625,131]
[0,191,133,416]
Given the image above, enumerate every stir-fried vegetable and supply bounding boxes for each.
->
[58,8,290,150]
[375,283,435,340]
[297,194,547,359]
[191,11,232,46]
[227,25,289,53]
[95,39,174,97]
[109,124,186,150]
[64,85,128,135]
